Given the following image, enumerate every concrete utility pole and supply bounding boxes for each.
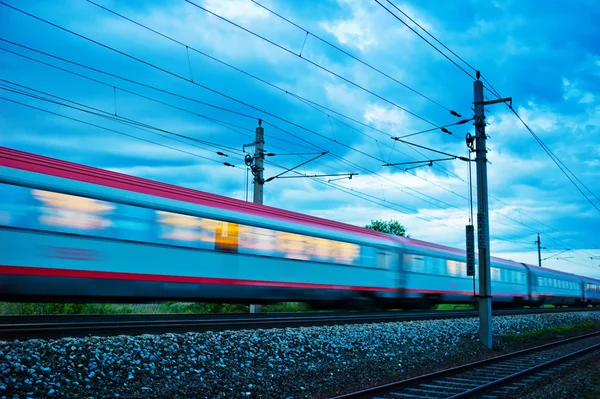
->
[250,120,264,314]
[472,75,512,350]
[473,77,493,349]
[536,233,542,267]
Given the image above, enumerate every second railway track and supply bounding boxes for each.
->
[333,330,600,399]
[1,307,599,340]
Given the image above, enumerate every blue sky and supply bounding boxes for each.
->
[1,0,599,277]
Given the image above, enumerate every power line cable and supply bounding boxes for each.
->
[2,83,470,237]
[0,28,405,171]
[0,82,248,159]
[0,45,326,156]
[375,0,477,81]
[383,0,478,75]
[2,83,561,260]
[384,0,600,212]
[247,0,463,117]
[0,96,245,168]
[181,0,440,127]
[508,106,600,213]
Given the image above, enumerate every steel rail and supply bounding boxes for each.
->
[333,330,600,399]
[1,307,598,340]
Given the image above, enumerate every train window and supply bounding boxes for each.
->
[428,257,446,275]
[377,251,398,270]
[1,183,375,267]
[404,254,425,273]
[491,267,501,281]
[447,260,462,276]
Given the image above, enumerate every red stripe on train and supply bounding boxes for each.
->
[0,265,531,297]
[0,265,398,292]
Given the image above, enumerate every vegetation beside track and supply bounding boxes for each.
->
[0,301,573,315]
[0,301,310,315]
[501,321,599,342]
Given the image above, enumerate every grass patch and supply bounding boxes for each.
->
[0,301,309,316]
[435,304,476,311]
[501,322,597,341]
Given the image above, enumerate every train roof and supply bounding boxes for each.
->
[0,146,396,242]
[521,263,585,279]
[397,236,527,268]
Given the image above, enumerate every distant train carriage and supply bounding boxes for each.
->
[488,258,529,306]
[526,265,583,306]
[582,277,600,306]
[399,238,479,306]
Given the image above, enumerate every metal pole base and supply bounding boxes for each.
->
[479,297,492,349]
[250,304,262,313]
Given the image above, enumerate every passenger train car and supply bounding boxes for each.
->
[0,146,598,308]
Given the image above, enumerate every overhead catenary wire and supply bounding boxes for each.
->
[247,0,463,117]
[0,88,471,237]
[509,106,600,212]
[1,43,470,213]
[0,33,412,175]
[180,0,440,128]
[0,96,245,168]
[82,0,469,168]
[375,0,477,81]
[0,82,248,158]
[1,83,563,259]
[381,0,599,213]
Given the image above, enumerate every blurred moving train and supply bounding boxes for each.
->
[1,146,599,309]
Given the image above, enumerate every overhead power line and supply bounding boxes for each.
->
[181,0,440,127]
[375,0,477,81]
[79,0,470,175]
[247,0,463,117]
[383,0,479,75]
[0,82,248,159]
[508,106,600,213]
[0,96,244,167]
[1,41,470,213]
[1,82,567,260]
[1,87,473,237]
[381,0,598,212]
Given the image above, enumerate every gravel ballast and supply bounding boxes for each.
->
[2,311,600,398]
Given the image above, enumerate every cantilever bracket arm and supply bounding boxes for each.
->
[475,97,513,107]
[264,152,328,182]
[383,157,459,167]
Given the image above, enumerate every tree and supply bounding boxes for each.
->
[365,219,410,237]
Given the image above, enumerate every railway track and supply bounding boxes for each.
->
[1,307,598,340]
[333,330,600,399]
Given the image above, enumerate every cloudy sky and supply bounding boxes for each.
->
[1,0,599,277]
